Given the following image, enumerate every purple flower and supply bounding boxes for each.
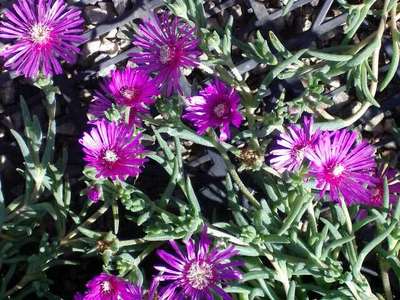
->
[104,68,159,108]
[87,186,100,203]
[83,273,138,300]
[89,68,158,126]
[306,130,377,205]
[366,165,400,207]
[0,0,86,78]
[79,119,148,181]
[151,226,243,300]
[73,293,84,300]
[270,116,321,171]
[129,12,202,96]
[182,79,243,141]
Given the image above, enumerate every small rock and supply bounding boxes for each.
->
[205,1,215,10]
[94,54,117,77]
[57,121,79,135]
[84,5,109,25]
[251,63,268,75]
[310,0,320,6]
[230,4,242,18]
[98,2,116,18]
[112,0,129,15]
[303,20,312,31]
[384,118,395,132]
[372,123,384,137]
[329,92,350,114]
[119,38,131,50]
[79,39,101,66]
[364,113,384,132]
[284,12,294,28]
[0,85,15,106]
[273,17,285,32]
[100,39,119,55]
[319,29,338,42]
[106,28,118,39]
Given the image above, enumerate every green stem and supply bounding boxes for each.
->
[339,196,358,264]
[60,201,111,245]
[207,129,261,209]
[380,260,393,300]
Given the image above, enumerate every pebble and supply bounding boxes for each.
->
[79,39,101,66]
[84,5,109,25]
[0,84,15,106]
[329,92,349,114]
[112,0,129,15]
[100,39,119,55]
[94,54,117,77]
[364,113,384,132]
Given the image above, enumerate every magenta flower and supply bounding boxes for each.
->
[103,68,159,108]
[73,293,84,300]
[83,273,138,300]
[306,130,377,205]
[87,186,100,202]
[182,79,243,141]
[366,165,400,207]
[0,0,86,78]
[129,12,202,96]
[150,226,243,300]
[79,119,148,181]
[270,116,321,171]
[89,68,158,126]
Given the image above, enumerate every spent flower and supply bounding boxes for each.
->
[0,0,86,78]
[79,119,148,181]
[182,79,243,141]
[129,12,202,96]
[150,226,243,300]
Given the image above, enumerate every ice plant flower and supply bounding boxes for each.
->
[87,186,100,203]
[73,293,83,300]
[0,0,86,78]
[79,119,148,180]
[366,165,400,207]
[151,226,243,300]
[182,79,243,141]
[83,273,137,300]
[103,68,159,108]
[306,130,377,205]
[89,68,158,126]
[270,116,321,171]
[129,12,202,96]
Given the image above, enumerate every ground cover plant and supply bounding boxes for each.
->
[0,0,399,299]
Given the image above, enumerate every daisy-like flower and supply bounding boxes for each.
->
[129,12,202,96]
[306,130,377,205]
[89,68,158,126]
[366,165,400,207]
[83,273,139,300]
[270,116,321,171]
[103,68,159,108]
[182,79,243,141]
[79,119,148,180]
[151,226,243,300]
[0,0,86,78]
